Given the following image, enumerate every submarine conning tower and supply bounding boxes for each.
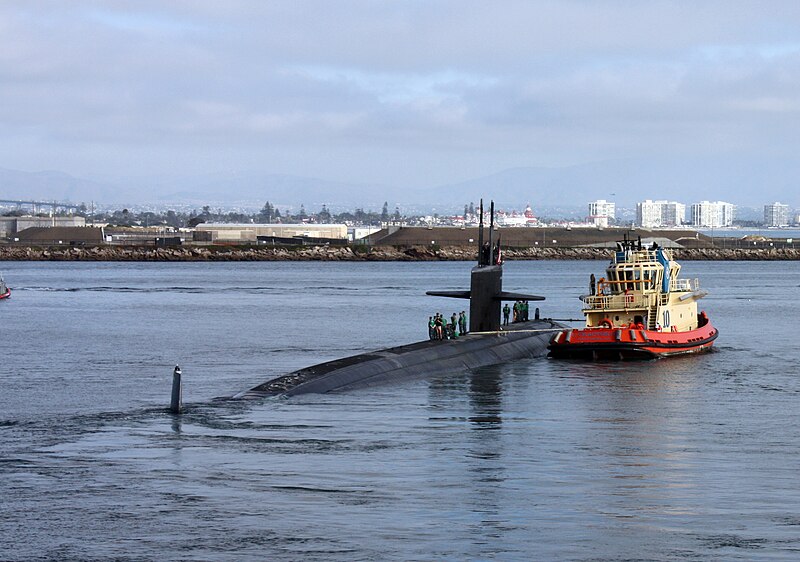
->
[426,199,544,333]
[469,264,503,332]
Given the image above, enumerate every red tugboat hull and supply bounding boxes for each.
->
[548,321,718,360]
[0,289,9,300]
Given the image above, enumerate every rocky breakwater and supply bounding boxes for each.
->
[492,246,800,260]
[0,244,451,261]
[671,247,800,260]
[1,244,799,261]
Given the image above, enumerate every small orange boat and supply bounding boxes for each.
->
[548,236,717,360]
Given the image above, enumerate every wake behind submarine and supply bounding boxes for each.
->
[233,201,567,399]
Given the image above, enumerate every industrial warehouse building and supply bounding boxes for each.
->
[194,223,348,243]
[13,226,105,245]
[0,216,86,239]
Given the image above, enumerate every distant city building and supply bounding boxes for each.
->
[690,201,735,228]
[637,200,662,228]
[588,199,615,227]
[351,226,382,241]
[636,200,686,228]
[764,202,790,227]
[496,205,537,227]
[661,201,686,227]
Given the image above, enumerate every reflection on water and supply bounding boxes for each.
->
[468,366,504,428]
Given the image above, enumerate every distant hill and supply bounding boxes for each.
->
[0,168,388,210]
[0,167,120,204]
[2,155,797,211]
[422,157,800,210]
[148,171,392,211]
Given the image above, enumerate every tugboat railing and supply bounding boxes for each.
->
[582,278,699,311]
[582,293,652,310]
[671,278,699,292]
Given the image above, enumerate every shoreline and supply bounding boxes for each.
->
[2,244,800,261]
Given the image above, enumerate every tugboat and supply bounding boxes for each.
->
[548,235,717,360]
[0,275,9,300]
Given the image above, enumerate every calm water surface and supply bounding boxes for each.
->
[1,260,799,561]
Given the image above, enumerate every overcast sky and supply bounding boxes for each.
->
[2,1,800,204]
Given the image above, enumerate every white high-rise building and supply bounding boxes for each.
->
[637,200,662,228]
[764,202,790,227]
[690,201,735,228]
[588,199,615,227]
[661,201,686,227]
[636,200,686,228]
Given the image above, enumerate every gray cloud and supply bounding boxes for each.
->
[2,1,800,205]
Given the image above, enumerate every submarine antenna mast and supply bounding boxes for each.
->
[488,200,495,266]
[477,199,485,266]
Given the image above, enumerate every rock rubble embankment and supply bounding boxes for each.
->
[1,245,798,261]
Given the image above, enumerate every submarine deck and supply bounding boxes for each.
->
[234,318,566,399]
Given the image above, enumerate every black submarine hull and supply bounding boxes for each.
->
[233,318,566,399]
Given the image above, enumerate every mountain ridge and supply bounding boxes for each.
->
[1,157,796,211]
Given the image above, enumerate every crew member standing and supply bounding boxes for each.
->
[450,314,459,339]
[502,303,510,325]
[590,273,596,296]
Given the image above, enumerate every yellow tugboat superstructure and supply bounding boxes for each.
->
[583,239,706,332]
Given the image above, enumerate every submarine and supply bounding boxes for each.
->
[233,201,567,399]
